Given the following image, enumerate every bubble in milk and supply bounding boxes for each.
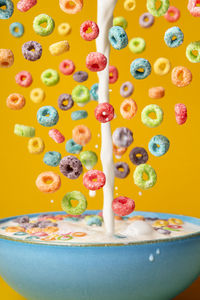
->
[89,190,96,197]
[156,248,160,255]
[149,254,154,262]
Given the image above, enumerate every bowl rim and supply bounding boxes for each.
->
[0,210,200,247]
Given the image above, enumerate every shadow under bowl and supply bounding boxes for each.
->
[0,211,200,300]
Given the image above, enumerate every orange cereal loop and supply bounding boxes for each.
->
[59,0,83,14]
[120,98,137,120]
[129,215,145,222]
[26,228,44,234]
[0,49,14,68]
[152,220,169,228]
[114,216,123,220]
[41,234,59,241]
[113,143,127,157]
[43,227,59,234]
[36,171,61,193]
[6,93,26,110]
[171,66,192,88]
[72,125,91,146]
[6,226,25,233]
[72,232,87,237]
[148,87,165,99]
[168,218,183,225]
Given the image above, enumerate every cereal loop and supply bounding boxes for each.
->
[175,103,187,125]
[120,99,137,120]
[59,59,75,75]
[113,143,127,157]
[95,103,115,123]
[17,0,37,12]
[133,164,157,190]
[59,0,83,14]
[80,20,99,41]
[109,65,118,84]
[83,170,106,191]
[33,14,55,36]
[6,93,25,110]
[186,41,200,63]
[154,57,170,75]
[61,191,87,215]
[141,104,163,128]
[49,129,65,144]
[124,0,136,11]
[30,88,45,104]
[147,0,169,17]
[188,0,200,17]
[72,125,91,146]
[168,218,183,225]
[112,196,135,216]
[164,6,180,22]
[58,23,71,36]
[28,137,45,154]
[86,52,107,72]
[36,171,61,193]
[148,86,165,99]
[49,41,70,56]
[0,0,14,19]
[0,49,14,68]
[15,71,33,87]
[171,66,192,87]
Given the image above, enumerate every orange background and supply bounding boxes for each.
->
[0,0,199,298]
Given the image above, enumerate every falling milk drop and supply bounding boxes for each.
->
[149,254,155,262]
[156,248,160,255]
[89,190,96,197]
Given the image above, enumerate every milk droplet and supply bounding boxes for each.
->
[50,200,54,203]
[138,192,142,196]
[156,248,160,255]
[89,190,96,197]
[115,186,118,190]
[149,254,154,262]
[115,155,121,159]
[97,133,100,138]
[102,111,106,116]
[109,89,112,92]
[95,144,98,148]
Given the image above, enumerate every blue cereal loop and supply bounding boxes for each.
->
[10,22,24,38]
[164,27,184,48]
[85,215,103,226]
[65,139,83,154]
[71,110,88,121]
[37,106,59,127]
[148,135,170,157]
[90,83,99,101]
[0,0,14,19]
[109,26,128,50]
[130,58,151,79]
[43,151,61,167]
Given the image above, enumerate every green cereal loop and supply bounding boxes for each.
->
[61,191,87,215]
[186,41,200,63]
[41,69,59,87]
[129,37,146,54]
[133,164,157,190]
[14,124,35,137]
[80,151,98,169]
[33,14,55,36]
[147,0,169,17]
[113,16,128,30]
[141,104,163,128]
[72,85,90,105]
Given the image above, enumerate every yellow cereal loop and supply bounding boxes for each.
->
[30,88,45,104]
[152,220,169,227]
[124,0,136,11]
[58,23,71,36]
[154,57,171,76]
[168,218,183,225]
[28,137,45,154]
[49,41,70,56]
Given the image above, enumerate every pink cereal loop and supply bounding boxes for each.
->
[95,103,115,123]
[83,170,106,191]
[15,71,33,87]
[112,196,135,217]
[109,65,119,84]
[17,0,37,12]
[175,103,187,125]
[86,52,107,72]
[59,0,83,14]
[59,59,75,75]
[164,6,180,22]
[49,129,65,143]
[80,21,99,41]
[188,0,200,17]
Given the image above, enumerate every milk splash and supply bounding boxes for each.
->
[96,0,118,235]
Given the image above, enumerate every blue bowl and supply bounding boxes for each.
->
[0,211,200,300]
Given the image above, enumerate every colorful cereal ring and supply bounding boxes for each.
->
[124,0,136,11]
[49,129,65,143]
[112,127,133,148]
[164,27,184,48]
[113,143,127,158]
[49,41,70,56]
[22,41,42,61]
[114,162,130,178]
[164,6,180,22]
[148,86,165,99]
[14,124,35,137]
[120,81,134,98]
[10,22,24,38]
[120,98,137,120]
[129,37,146,54]
[30,88,45,104]
[43,151,61,167]
[83,170,106,190]
[129,147,148,165]
[0,0,14,19]
[72,125,91,146]
[130,58,151,79]
[41,69,59,86]
[73,71,88,83]
[85,215,103,226]
[175,103,187,125]
[95,103,115,123]
[80,20,99,41]
[171,66,192,87]
[72,232,87,237]
[33,14,55,36]
[112,196,135,216]
[59,0,83,14]
[71,110,88,120]
[141,104,163,128]
[59,59,75,75]
[109,65,118,84]
[90,83,98,101]
[86,52,107,72]
[59,156,83,179]
[133,164,157,190]
[61,191,87,215]
[186,41,200,63]
[36,171,61,193]
[58,23,71,36]
[6,93,25,110]
[109,26,128,50]
[28,137,45,154]
[154,57,171,75]
[15,71,32,87]
[65,139,83,154]
[37,106,59,127]
[153,220,169,227]
[0,48,14,68]
[188,0,200,17]
[148,135,170,157]
[147,0,169,17]
[139,12,155,28]
[58,93,74,111]
[113,16,128,30]
[168,218,183,225]
[72,85,90,106]
[17,0,37,12]
[80,151,98,170]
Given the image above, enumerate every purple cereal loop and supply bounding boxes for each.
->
[139,12,155,28]
[73,71,88,82]
[120,81,134,98]
[22,41,42,61]
[59,155,83,179]
[114,162,130,178]
[58,93,74,111]
[112,127,134,148]
[129,147,148,165]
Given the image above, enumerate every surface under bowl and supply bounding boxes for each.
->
[0,211,200,300]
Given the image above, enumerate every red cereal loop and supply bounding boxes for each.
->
[188,0,200,17]
[112,196,135,217]
[109,65,118,84]
[86,52,107,72]
[175,103,187,125]
[49,129,65,143]
[17,0,37,12]
[59,59,75,75]
[95,103,114,123]
[15,71,33,87]
[83,170,106,190]
[80,21,99,41]
[164,6,180,22]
